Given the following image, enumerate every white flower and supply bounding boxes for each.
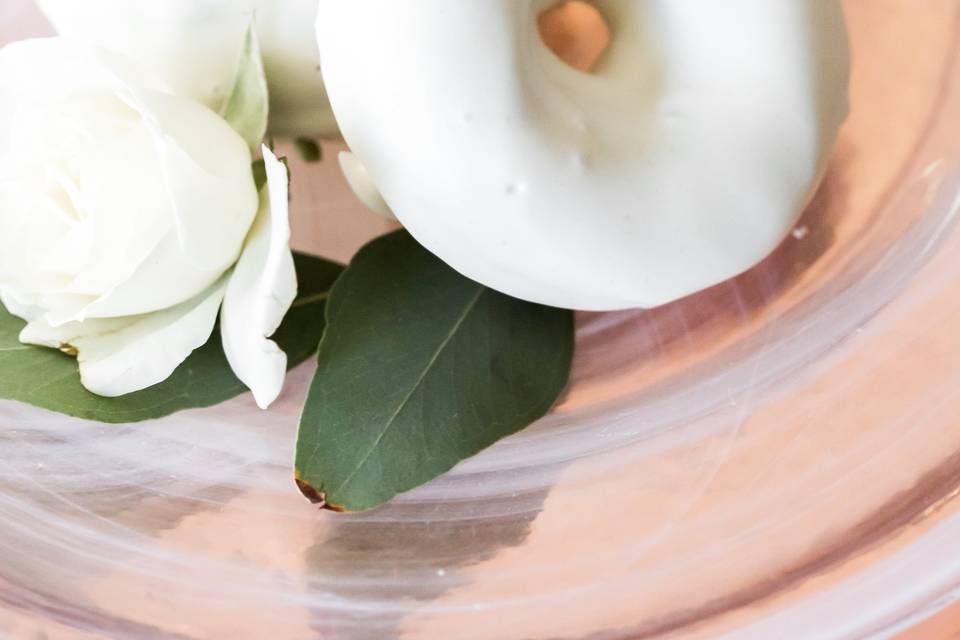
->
[0,38,297,409]
[35,0,335,138]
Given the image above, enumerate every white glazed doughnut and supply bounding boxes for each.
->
[317,1,850,310]
[338,152,395,219]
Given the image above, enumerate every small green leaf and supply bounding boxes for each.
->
[252,158,267,191]
[221,22,269,151]
[294,138,322,163]
[295,231,574,512]
[0,254,342,424]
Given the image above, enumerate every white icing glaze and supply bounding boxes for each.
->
[317,0,850,310]
[37,0,336,137]
[338,152,395,219]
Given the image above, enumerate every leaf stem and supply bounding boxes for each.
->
[291,291,330,309]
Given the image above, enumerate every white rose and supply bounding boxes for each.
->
[35,0,335,138]
[0,38,297,409]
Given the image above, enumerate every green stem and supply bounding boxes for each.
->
[291,291,330,309]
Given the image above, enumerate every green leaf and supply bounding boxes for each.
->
[294,138,322,163]
[252,158,267,191]
[0,254,341,424]
[221,22,269,151]
[294,231,574,512]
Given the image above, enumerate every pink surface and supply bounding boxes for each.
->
[1,3,960,639]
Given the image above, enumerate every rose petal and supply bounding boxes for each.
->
[0,42,174,311]
[20,277,228,397]
[0,37,168,98]
[220,146,296,409]
[51,87,258,322]
[0,288,43,322]
[120,88,258,274]
[220,23,270,152]
[36,0,339,137]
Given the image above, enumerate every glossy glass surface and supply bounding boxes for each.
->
[1,2,959,638]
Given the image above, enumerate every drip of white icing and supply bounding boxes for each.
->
[339,152,394,219]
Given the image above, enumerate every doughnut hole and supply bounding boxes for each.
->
[538,1,612,73]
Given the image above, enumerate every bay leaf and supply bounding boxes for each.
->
[295,231,574,512]
[0,253,341,424]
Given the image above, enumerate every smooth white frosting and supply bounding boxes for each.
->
[317,0,850,310]
[338,151,394,219]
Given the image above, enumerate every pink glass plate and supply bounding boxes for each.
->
[1,2,959,638]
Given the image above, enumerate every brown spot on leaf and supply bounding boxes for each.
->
[294,475,350,513]
[295,477,326,505]
[323,500,348,514]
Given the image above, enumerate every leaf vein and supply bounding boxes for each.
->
[327,286,486,497]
